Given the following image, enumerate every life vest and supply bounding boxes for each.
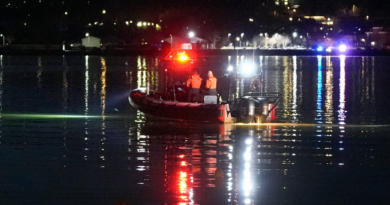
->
[186,74,202,89]
[206,74,217,89]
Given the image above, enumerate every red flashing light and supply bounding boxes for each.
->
[178,54,189,61]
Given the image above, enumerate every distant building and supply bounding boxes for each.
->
[366,27,390,49]
[164,36,206,49]
[303,16,334,25]
[82,36,101,48]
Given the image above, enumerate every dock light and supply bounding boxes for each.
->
[326,47,332,52]
[316,46,324,52]
[338,44,347,52]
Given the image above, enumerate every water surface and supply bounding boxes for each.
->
[0,55,389,205]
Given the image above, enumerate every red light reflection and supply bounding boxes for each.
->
[165,146,193,205]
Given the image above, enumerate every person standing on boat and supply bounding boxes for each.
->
[186,69,202,102]
[250,75,261,92]
[205,70,217,95]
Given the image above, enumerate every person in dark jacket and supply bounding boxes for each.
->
[217,74,231,103]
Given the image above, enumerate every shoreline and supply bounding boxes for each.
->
[0,48,390,56]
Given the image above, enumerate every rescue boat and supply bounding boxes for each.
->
[128,88,280,124]
[129,46,280,123]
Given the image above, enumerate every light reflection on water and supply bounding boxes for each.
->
[0,55,389,204]
[133,123,390,204]
[0,54,385,124]
[0,116,389,204]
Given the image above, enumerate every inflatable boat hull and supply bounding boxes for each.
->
[129,89,233,123]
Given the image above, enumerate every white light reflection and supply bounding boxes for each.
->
[84,56,89,160]
[85,55,89,118]
[245,138,253,145]
[240,136,254,204]
[227,133,234,203]
[338,55,346,166]
[292,56,298,123]
[338,55,346,124]
[324,56,334,124]
[282,56,291,120]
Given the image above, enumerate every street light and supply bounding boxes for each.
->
[293,32,297,47]
[236,37,240,55]
[241,33,244,48]
[188,31,195,38]
[0,34,4,46]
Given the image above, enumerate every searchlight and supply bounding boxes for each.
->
[241,63,255,76]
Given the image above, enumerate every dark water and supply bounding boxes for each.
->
[0,55,389,205]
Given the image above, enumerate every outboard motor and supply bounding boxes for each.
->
[238,97,256,123]
[230,92,280,123]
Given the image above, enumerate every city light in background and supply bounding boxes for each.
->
[0,0,386,51]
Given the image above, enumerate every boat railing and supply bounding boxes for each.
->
[243,92,281,98]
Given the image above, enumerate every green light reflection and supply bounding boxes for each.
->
[1,114,103,119]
